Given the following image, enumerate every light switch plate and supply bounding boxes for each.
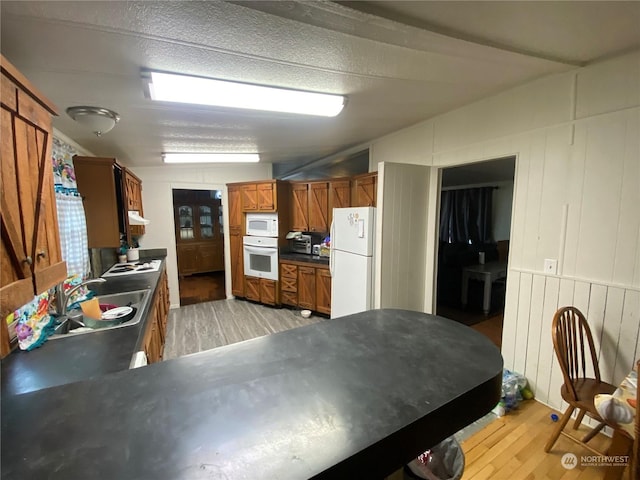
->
[544,259,558,275]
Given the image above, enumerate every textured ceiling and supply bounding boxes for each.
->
[1,1,638,172]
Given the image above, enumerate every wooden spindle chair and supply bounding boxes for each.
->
[544,306,617,454]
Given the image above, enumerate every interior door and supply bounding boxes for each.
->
[374,162,431,312]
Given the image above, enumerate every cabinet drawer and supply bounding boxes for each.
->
[281,291,298,307]
[281,263,298,278]
[281,276,297,293]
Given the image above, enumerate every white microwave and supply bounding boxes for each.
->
[246,212,279,237]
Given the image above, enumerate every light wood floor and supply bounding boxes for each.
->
[460,400,625,480]
[388,400,626,480]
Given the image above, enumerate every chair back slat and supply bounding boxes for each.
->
[552,307,601,400]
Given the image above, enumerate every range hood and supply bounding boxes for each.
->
[128,210,150,225]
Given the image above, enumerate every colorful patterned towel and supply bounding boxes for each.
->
[12,292,55,351]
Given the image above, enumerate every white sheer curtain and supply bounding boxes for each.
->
[55,186,90,276]
[52,137,90,278]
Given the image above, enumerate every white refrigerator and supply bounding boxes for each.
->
[330,206,376,319]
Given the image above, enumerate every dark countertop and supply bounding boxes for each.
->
[1,309,502,480]
[280,251,330,265]
[0,256,165,397]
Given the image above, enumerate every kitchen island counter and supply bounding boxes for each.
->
[1,309,502,480]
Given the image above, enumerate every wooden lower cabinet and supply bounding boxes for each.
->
[143,269,170,364]
[315,268,332,315]
[230,229,244,297]
[279,260,331,315]
[177,242,224,276]
[297,267,316,310]
[245,276,278,306]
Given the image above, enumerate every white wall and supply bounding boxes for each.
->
[369,50,640,410]
[131,163,272,308]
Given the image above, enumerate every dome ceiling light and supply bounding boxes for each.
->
[66,106,120,137]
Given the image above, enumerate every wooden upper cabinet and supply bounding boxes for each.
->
[1,56,67,356]
[73,157,123,248]
[240,181,277,212]
[123,168,145,237]
[328,179,351,227]
[291,183,309,231]
[257,182,276,211]
[227,186,243,230]
[352,172,377,207]
[241,184,258,211]
[308,182,328,233]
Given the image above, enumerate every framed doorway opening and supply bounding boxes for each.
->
[172,188,226,306]
[435,156,515,349]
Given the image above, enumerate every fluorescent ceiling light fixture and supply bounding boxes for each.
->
[147,71,345,117]
[162,153,260,164]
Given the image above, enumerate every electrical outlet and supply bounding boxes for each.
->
[544,259,558,275]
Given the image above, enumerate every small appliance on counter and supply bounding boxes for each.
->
[290,234,312,254]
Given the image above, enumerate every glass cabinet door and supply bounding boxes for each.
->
[199,206,213,238]
[218,205,224,235]
[178,205,195,239]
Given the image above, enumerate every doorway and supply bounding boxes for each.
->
[173,189,226,306]
[435,157,515,348]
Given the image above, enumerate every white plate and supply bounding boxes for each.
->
[101,306,133,319]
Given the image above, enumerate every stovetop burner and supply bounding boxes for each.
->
[102,259,162,277]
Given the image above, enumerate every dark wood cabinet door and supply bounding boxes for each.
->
[123,168,145,237]
[177,244,199,276]
[241,184,258,211]
[257,183,275,211]
[260,279,277,306]
[281,291,298,307]
[297,266,316,310]
[353,173,377,207]
[328,180,351,227]
[308,182,328,233]
[198,242,224,272]
[230,229,244,297]
[315,268,332,315]
[1,58,67,357]
[245,276,260,301]
[73,157,121,248]
[291,183,309,231]
[228,186,243,229]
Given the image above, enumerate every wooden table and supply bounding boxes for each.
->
[461,261,508,315]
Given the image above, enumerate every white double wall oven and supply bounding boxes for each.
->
[243,213,279,281]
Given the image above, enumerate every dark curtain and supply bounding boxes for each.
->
[439,187,493,244]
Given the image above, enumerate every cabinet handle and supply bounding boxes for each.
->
[37,250,47,259]
[23,256,33,265]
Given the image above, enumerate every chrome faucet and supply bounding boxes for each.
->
[55,278,107,317]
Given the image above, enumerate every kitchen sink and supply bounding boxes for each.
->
[50,289,152,338]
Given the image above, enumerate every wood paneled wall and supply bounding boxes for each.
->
[369,50,640,415]
[375,162,431,311]
[502,272,639,410]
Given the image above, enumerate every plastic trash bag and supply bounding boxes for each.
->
[406,436,465,480]
[494,369,530,414]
